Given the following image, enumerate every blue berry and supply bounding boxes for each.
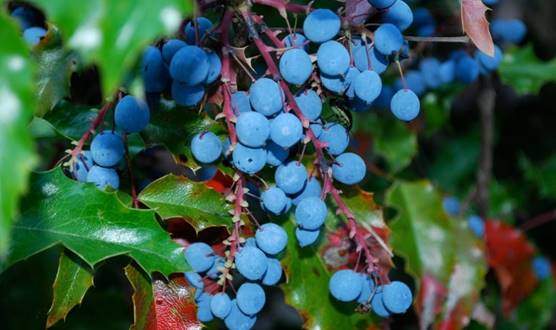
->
[86,166,120,190]
[72,151,93,182]
[382,0,413,31]
[368,0,397,9]
[249,78,283,116]
[310,123,324,138]
[319,123,349,156]
[270,113,303,148]
[295,227,321,247]
[442,196,460,216]
[235,246,268,280]
[237,283,266,315]
[374,23,404,56]
[211,293,232,319]
[185,242,215,273]
[371,288,391,317]
[232,91,252,115]
[255,223,288,255]
[303,9,341,43]
[291,176,322,205]
[391,89,420,121]
[532,256,552,280]
[207,256,224,279]
[261,186,289,216]
[115,95,150,133]
[329,270,363,302]
[332,153,366,185]
[90,131,124,167]
[204,50,222,85]
[162,39,187,64]
[295,197,327,230]
[282,33,308,50]
[23,27,46,46]
[184,271,204,289]
[468,215,485,237]
[320,73,348,94]
[357,274,376,304]
[439,60,456,84]
[455,54,479,84]
[171,81,205,107]
[317,41,350,76]
[382,281,413,314]
[275,162,308,194]
[353,44,389,74]
[295,90,322,121]
[142,46,169,93]
[265,141,289,167]
[491,19,526,44]
[245,237,257,247]
[236,112,270,148]
[191,132,222,164]
[262,258,283,285]
[395,70,427,96]
[224,300,257,330]
[11,6,37,30]
[419,58,443,89]
[184,17,213,44]
[169,46,209,85]
[280,48,312,85]
[196,292,214,322]
[344,67,361,99]
[374,85,395,109]
[232,144,267,175]
[354,70,383,104]
[476,45,503,72]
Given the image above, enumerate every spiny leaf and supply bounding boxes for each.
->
[34,48,78,116]
[461,0,494,56]
[6,168,188,276]
[0,13,38,261]
[499,45,556,95]
[139,174,233,231]
[125,264,201,330]
[31,0,193,95]
[46,251,94,328]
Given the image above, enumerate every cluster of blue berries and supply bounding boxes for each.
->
[70,95,150,190]
[329,269,413,317]
[9,5,47,46]
[184,222,287,328]
[142,17,221,107]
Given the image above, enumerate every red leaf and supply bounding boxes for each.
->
[415,275,447,330]
[147,276,202,330]
[205,169,233,194]
[485,220,538,314]
[461,0,495,56]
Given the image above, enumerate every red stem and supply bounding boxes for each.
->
[219,10,238,145]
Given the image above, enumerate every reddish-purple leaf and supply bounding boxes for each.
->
[461,0,495,56]
[345,0,375,26]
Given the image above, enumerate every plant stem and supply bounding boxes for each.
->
[475,76,495,217]
[404,35,470,43]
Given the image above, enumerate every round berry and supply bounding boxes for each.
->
[291,176,322,205]
[275,162,308,194]
[329,269,363,302]
[371,288,391,317]
[90,131,124,167]
[303,9,341,43]
[210,293,232,319]
[357,274,376,304]
[235,246,268,280]
[295,197,327,230]
[279,48,312,85]
[115,95,150,133]
[262,258,283,286]
[282,33,308,50]
[72,151,93,182]
[237,283,266,315]
[382,0,413,31]
[184,17,213,44]
[249,78,283,116]
[185,242,215,273]
[317,41,350,76]
[265,141,289,167]
[171,81,205,107]
[374,23,404,56]
[270,113,303,148]
[86,166,120,190]
[204,50,222,85]
[231,91,252,115]
[255,223,288,255]
[319,123,349,156]
[295,227,321,247]
[236,112,270,148]
[162,39,186,64]
[332,153,366,185]
[169,46,209,85]
[295,90,322,121]
[141,46,169,93]
[382,281,413,314]
[232,144,267,175]
[196,292,214,322]
[468,215,485,237]
[261,186,289,216]
[191,132,222,164]
[391,89,420,121]
[184,271,204,289]
[354,70,383,104]
[224,300,257,330]
[532,256,552,280]
[368,0,397,9]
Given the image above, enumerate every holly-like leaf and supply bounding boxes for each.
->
[440,221,487,329]
[499,45,556,95]
[43,101,99,140]
[0,14,38,261]
[461,0,494,56]
[31,0,193,95]
[484,220,537,315]
[6,168,188,276]
[46,251,94,328]
[125,264,201,330]
[353,113,417,173]
[386,181,456,282]
[139,174,233,231]
[34,48,78,116]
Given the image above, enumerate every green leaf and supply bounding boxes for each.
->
[43,101,99,140]
[6,168,188,276]
[34,48,78,116]
[32,0,194,95]
[139,174,232,231]
[519,154,556,200]
[281,218,376,330]
[46,251,94,328]
[386,181,455,282]
[499,45,556,95]
[512,278,556,330]
[353,112,417,173]
[0,14,38,260]
[125,264,154,330]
